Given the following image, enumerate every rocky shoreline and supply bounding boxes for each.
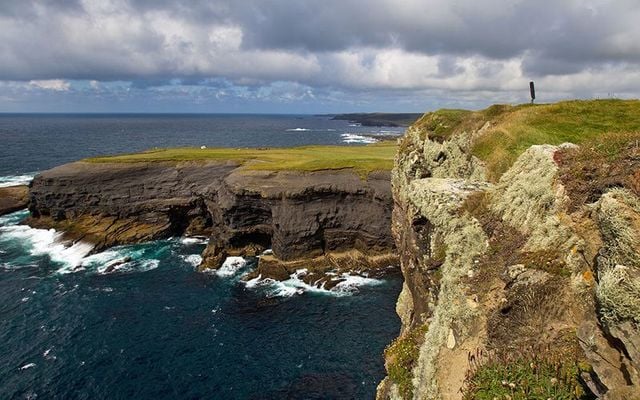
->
[0,185,29,216]
[26,159,398,281]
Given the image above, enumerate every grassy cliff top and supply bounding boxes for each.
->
[85,141,397,177]
[415,99,640,181]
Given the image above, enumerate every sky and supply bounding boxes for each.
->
[1,0,639,113]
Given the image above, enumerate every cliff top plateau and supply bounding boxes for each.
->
[85,141,396,178]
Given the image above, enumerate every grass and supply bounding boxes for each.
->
[470,99,640,181]
[412,99,640,181]
[413,108,474,142]
[384,324,429,399]
[557,130,640,210]
[463,351,593,400]
[85,141,397,178]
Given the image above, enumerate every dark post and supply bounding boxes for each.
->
[529,81,536,104]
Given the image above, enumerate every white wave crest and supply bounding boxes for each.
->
[181,254,203,267]
[0,224,93,270]
[80,246,161,275]
[341,133,378,144]
[180,236,209,245]
[214,256,247,277]
[0,209,29,226]
[244,269,383,298]
[0,173,36,188]
[285,128,311,132]
[19,363,36,370]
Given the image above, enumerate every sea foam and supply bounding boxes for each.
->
[0,224,94,271]
[245,268,383,298]
[340,133,378,144]
[0,173,36,188]
[214,256,247,278]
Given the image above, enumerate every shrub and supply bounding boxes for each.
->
[462,351,593,400]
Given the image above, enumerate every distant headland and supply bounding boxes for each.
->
[330,113,422,127]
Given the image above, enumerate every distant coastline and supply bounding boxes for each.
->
[329,113,422,127]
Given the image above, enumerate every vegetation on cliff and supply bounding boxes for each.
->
[383,98,640,399]
[384,324,430,399]
[85,141,397,178]
[414,99,640,181]
[463,352,592,400]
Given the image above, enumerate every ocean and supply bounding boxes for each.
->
[0,114,404,399]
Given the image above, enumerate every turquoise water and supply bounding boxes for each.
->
[0,115,402,399]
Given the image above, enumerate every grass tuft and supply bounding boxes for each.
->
[463,350,594,400]
[471,99,640,181]
[384,324,429,399]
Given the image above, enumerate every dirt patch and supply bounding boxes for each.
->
[557,132,640,211]
[461,189,584,361]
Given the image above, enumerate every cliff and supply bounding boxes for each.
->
[27,144,398,281]
[379,100,640,399]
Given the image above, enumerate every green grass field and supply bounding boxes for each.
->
[86,141,398,177]
[472,99,640,180]
[414,99,640,181]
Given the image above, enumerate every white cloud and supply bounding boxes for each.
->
[28,79,71,91]
[1,0,639,111]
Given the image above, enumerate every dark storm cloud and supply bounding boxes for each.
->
[1,0,640,108]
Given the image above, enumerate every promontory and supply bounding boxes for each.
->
[16,99,640,399]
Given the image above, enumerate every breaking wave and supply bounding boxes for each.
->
[209,256,248,278]
[181,254,203,268]
[244,268,383,298]
[0,211,206,276]
[0,173,37,188]
[0,217,94,269]
[341,133,378,144]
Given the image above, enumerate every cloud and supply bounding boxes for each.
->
[1,0,639,111]
[29,79,71,91]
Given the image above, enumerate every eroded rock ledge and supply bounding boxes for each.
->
[27,160,397,278]
[0,185,29,216]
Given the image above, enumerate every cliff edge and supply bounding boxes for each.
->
[27,143,398,283]
[379,99,640,399]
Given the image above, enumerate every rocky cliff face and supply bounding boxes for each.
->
[379,113,640,399]
[27,160,396,277]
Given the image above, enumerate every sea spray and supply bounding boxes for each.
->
[0,173,37,188]
[244,268,384,298]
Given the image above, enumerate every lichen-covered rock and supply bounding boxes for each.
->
[383,111,640,399]
[383,120,490,399]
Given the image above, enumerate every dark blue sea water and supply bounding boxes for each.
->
[0,115,403,399]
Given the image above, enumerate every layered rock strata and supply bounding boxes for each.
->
[27,160,397,277]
